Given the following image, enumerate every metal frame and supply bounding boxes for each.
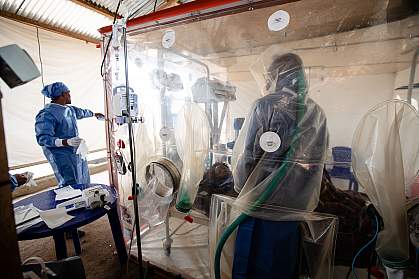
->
[99,0,301,34]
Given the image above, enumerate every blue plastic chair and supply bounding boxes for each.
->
[329,146,359,191]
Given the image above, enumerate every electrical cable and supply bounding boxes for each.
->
[351,214,379,279]
[36,27,45,106]
[15,0,26,14]
[126,219,136,276]
[153,0,158,13]
[100,0,122,77]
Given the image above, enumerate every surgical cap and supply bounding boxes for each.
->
[41,82,69,98]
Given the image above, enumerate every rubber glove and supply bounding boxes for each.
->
[55,137,83,147]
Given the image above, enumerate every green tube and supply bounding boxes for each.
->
[213,73,307,279]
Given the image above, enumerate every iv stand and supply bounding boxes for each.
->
[122,26,144,278]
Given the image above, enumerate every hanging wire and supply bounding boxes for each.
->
[153,0,158,12]
[36,27,45,106]
[15,0,26,14]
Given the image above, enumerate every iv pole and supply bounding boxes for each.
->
[122,26,144,278]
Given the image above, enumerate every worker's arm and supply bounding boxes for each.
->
[71,106,104,120]
[70,106,94,119]
[35,111,59,147]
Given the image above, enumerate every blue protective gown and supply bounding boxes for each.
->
[35,103,93,186]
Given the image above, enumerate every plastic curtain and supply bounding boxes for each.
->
[175,102,210,213]
[352,100,419,268]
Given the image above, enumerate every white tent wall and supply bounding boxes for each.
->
[227,72,395,149]
[227,80,260,119]
[0,17,106,168]
[309,73,395,148]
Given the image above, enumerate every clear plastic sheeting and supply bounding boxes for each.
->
[352,100,419,268]
[130,217,210,279]
[175,102,210,213]
[209,194,338,279]
[138,176,173,227]
[99,0,419,277]
[232,48,329,211]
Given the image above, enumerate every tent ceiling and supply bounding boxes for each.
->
[129,0,418,78]
[0,0,167,43]
[89,0,167,19]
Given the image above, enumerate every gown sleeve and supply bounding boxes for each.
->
[70,106,94,119]
[35,111,59,147]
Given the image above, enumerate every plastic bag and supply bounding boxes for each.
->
[352,100,419,268]
[175,102,210,213]
[138,176,173,227]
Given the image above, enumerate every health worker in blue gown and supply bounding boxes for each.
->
[35,82,104,187]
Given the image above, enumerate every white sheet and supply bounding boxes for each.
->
[39,207,74,229]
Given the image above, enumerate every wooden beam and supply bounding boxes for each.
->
[0,10,100,44]
[70,0,119,19]
[157,0,180,11]
[0,95,23,279]
[9,148,107,170]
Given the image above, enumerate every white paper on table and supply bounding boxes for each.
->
[39,207,74,229]
[14,203,40,226]
[55,189,82,201]
[16,217,43,234]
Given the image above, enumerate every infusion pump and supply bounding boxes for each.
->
[112,85,138,124]
[56,186,111,212]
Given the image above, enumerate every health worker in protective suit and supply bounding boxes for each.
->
[233,52,328,210]
[35,82,104,187]
[229,52,329,278]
